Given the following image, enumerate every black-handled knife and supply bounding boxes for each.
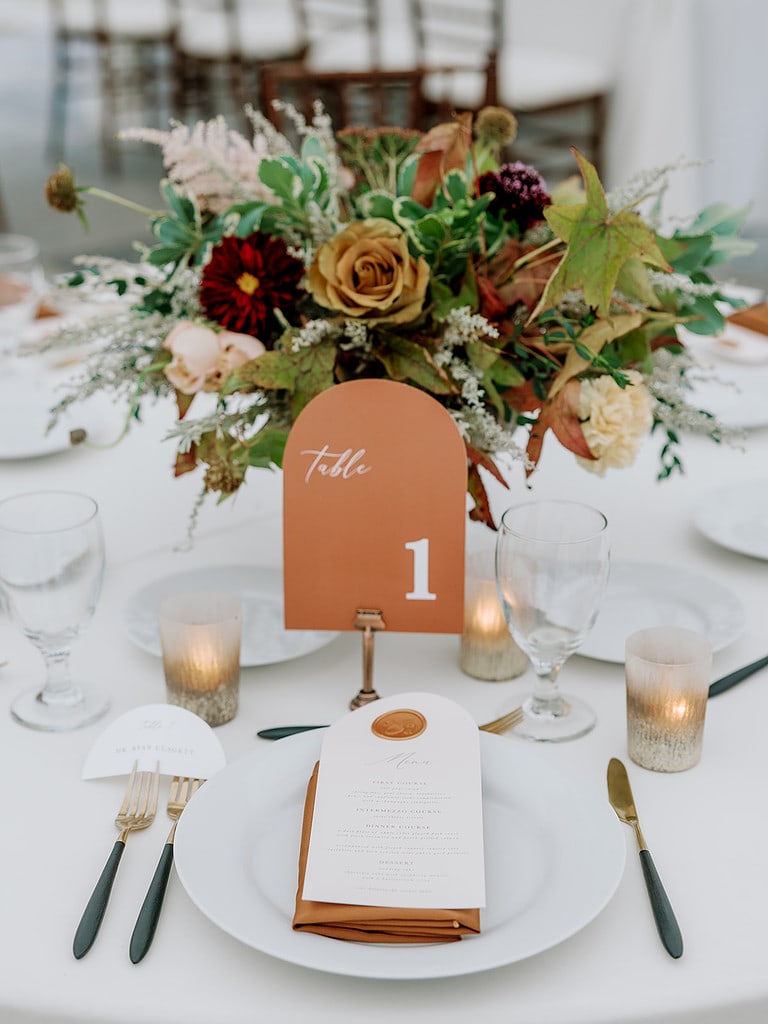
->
[607,757,683,959]
[708,653,768,697]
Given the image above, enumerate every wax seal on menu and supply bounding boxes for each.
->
[371,708,427,740]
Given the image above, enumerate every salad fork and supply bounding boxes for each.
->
[73,761,160,959]
[129,775,204,963]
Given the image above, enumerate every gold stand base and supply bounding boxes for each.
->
[349,688,381,709]
[349,609,386,711]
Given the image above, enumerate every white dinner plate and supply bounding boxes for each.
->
[685,363,768,430]
[122,565,339,667]
[677,328,768,430]
[579,560,745,664]
[693,480,768,560]
[0,368,116,459]
[174,730,626,980]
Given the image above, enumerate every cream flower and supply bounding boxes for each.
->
[163,321,265,395]
[577,370,653,474]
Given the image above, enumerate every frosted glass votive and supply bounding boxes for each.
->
[625,626,712,772]
[460,549,528,681]
[158,590,241,727]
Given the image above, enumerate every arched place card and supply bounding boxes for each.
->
[283,379,467,633]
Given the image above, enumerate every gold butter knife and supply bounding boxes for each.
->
[607,757,683,959]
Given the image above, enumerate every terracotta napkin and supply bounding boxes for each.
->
[727,303,768,335]
[292,762,481,943]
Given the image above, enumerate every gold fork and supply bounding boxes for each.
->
[478,706,524,735]
[73,761,160,959]
[129,776,204,963]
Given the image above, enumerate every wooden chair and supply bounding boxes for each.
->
[47,0,177,173]
[259,62,428,138]
[406,0,612,177]
[169,0,306,123]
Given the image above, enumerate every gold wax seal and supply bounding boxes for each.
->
[371,708,427,740]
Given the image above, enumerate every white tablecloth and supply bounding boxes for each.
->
[1,364,768,1024]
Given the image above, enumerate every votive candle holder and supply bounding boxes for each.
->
[625,626,711,772]
[158,590,241,727]
[460,548,528,681]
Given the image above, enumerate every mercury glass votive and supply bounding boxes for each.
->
[158,590,241,727]
[625,626,712,772]
[460,549,528,681]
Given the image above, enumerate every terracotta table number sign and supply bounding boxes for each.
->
[283,379,467,703]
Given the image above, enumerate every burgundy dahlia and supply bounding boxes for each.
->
[200,232,304,337]
[478,162,551,232]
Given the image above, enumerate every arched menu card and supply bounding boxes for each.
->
[283,379,467,633]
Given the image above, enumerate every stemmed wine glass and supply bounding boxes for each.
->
[495,499,610,742]
[0,490,110,731]
[0,234,45,365]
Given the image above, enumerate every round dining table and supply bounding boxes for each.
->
[1,338,767,1024]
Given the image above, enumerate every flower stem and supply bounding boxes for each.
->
[81,186,161,218]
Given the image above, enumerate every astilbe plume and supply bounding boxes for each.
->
[120,117,271,213]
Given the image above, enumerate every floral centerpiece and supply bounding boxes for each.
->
[43,102,754,530]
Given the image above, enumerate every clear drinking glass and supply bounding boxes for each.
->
[495,499,610,742]
[0,490,110,731]
[0,234,45,358]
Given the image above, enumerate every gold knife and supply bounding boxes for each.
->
[607,757,683,959]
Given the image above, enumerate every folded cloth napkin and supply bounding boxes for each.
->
[727,303,768,335]
[292,762,481,943]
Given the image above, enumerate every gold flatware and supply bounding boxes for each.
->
[607,757,683,959]
[478,707,525,734]
[129,776,204,963]
[73,761,160,959]
[257,706,524,741]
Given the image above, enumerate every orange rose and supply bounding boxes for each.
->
[307,218,429,325]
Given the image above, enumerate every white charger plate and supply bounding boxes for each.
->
[0,368,115,459]
[123,565,339,667]
[579,560,745,664]
[174,730,625,980]
[693,480,768,560]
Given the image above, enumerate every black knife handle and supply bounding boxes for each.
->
[129,842,174,964]
[709,654,768,698]
[257,725,326,740]
[73,840,125,959]
[638,849,683,958]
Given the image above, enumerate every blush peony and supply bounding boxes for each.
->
[163,321,265,395]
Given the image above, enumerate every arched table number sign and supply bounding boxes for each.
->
[283,379,467,709]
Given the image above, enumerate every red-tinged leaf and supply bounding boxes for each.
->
[173,445,198,477]
[532,380,594,468]
[467,463,496,529]
[503,380,544,415]
[476,274,508,321]
[175,390,194,420]
[466,443,509,488]
[496,250,561,312]
[412,113,472,206]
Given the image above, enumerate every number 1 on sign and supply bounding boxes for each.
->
[405,538,437,601]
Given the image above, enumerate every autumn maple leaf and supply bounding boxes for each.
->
[532,149,672,320]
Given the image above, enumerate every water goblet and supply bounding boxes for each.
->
[495,499,610,742]
[0,490,110,731]
[0,234,45,360]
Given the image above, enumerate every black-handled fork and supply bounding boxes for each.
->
[129,776,204,964]
[73,762,160,959]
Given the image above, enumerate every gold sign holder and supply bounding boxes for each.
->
[350,609,386,709]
